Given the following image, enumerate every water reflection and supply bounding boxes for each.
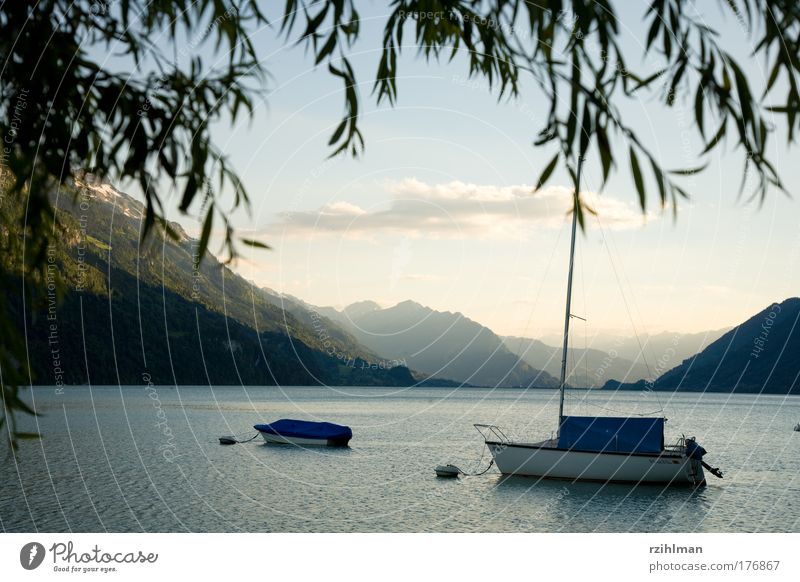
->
[491,475,714,532]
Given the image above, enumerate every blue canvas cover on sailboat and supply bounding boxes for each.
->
[253,419,352,440]
[557,416,664,453]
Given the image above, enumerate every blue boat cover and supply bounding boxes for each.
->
[254,419,352,441]
[557,416,664,454]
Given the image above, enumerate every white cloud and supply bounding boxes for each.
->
[275,178,653,239]
[401,273,445,282]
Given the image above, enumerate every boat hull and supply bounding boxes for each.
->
[258,432,351,447]
[487,441,704,485]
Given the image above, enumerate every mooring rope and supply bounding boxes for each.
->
[458,459,494,476]
[438,444,496,477]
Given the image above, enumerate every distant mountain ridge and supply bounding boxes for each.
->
[502,335,651,387]
[606,298,800,393]
[316,300,559,388]
[536,329,731,366]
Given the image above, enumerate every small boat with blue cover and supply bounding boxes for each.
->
[254,419,352,447]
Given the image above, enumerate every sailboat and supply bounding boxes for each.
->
[477,170,722,486]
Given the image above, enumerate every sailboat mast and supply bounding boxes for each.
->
[557,162,581,434]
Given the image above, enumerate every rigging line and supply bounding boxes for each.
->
[591,210,664,415]
[578,224,589,389]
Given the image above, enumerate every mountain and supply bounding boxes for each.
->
[8,179,415,387]
[547,329,731,366]
[343,300,381,319]
[502,336,651,387]
[257,287,383,363]
[607,299,800,393]
[318,300,559,388]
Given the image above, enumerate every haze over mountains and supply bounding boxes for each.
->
[311,300,559,388]
[609,298,800,394]
[501,336,650,388]
[9,180,799,394]
[502,328,731,388]
[565,330,731,367]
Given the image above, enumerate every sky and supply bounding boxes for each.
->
[146,3,800,338]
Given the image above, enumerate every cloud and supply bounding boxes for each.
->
[275,178,653,239]
[401,273,445,282]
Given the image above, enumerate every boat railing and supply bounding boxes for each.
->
[474,424,511,444]
[664,436,690,455]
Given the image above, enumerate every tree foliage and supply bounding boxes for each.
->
[1,0,267,447]
[285,0,798,225]
[2,0,800,447]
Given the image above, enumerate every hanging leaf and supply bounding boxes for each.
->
[669,164,708,176]
[629,147,646,210]
[650,156,667,207]
[535,153,559,191]
[596,123,613,185]
[197,206,214,260]
[240,238,272,250]
[702,120,727,154]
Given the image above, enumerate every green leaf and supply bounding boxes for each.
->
[315,32,338,65]
[197,207,214,260]
[302,4,330,40]
[328,119,347,146]
[645,16,660,51]
[240,238,272,250]
[579,102,592,158]
[180,175,199,212]
[764,58,781,97]
[574,195,586,230]
[694,83,705,138]
[650,157,667,207]
[702,120,727,154]
[535,154,559,191]
[13,432,41,440]
[729,60,753,122]
[596,123,612,185]
[669,164,708,176]
[629,147,646,210]
[632,68,667,91]
[667,58,688,106]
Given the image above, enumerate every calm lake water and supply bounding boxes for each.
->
[2,386,799,532]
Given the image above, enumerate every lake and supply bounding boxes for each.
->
[2,386,798,532]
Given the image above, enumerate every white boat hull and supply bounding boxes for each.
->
[487,441,704,485]
[258,432,347,446]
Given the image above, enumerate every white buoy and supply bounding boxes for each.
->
[435,464,461,478]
